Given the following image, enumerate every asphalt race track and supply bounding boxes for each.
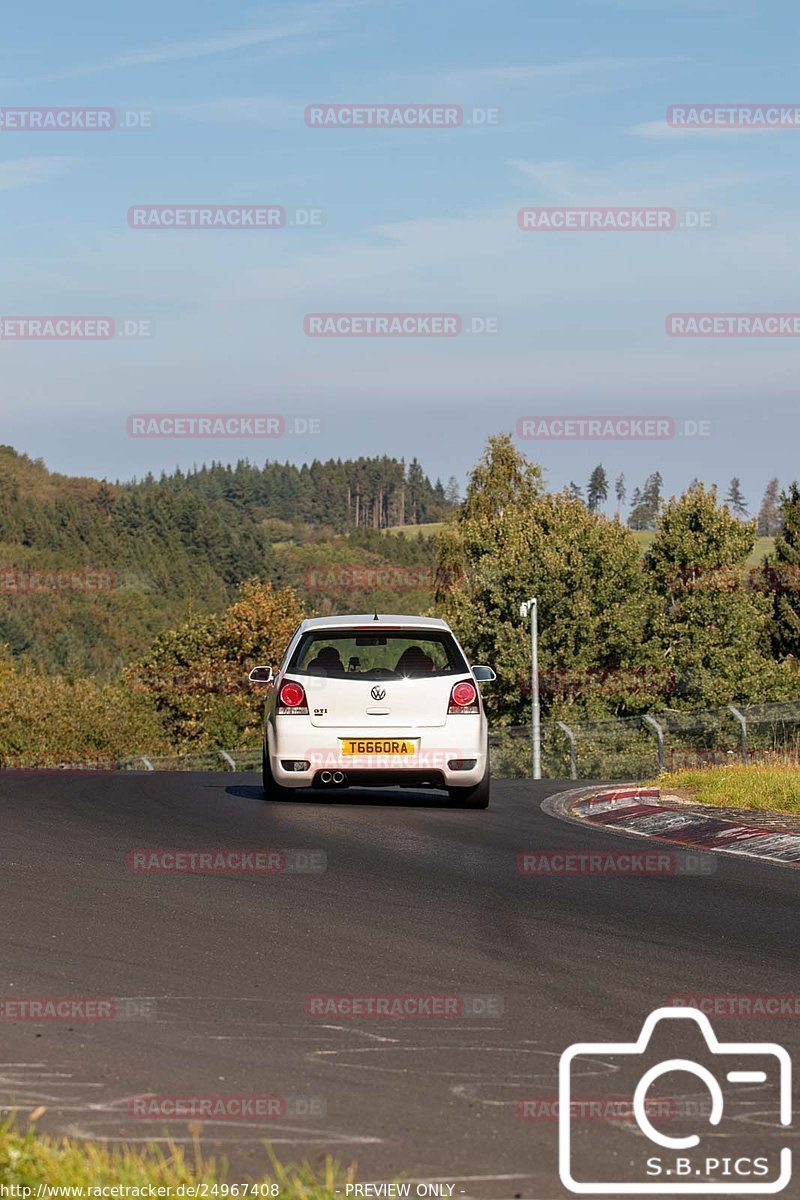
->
[1,773,798,1197]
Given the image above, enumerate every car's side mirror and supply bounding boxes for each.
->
[248,665,274,684]
[471,665,496,682]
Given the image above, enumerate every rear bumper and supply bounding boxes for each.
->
[269,718,487,789]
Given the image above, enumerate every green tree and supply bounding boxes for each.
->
[132,581,304,748]
[758,478,781,536]
[643,485,778,705]
[627,472,662,530]
[444,475,461,506]
[615,473,626,514]
[725,477,748,518]
[437,436,654,725]
[769,483,800,659]
[587,465,609,514]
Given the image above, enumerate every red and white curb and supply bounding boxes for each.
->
[542,785,800,869]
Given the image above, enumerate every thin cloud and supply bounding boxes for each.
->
[508,155,756,204]
[630,119,766,137]
[44,1,368,80]
[440,55,684,92]
[582,0,751,10]
[0,157,71,191]
[170,95,297,126]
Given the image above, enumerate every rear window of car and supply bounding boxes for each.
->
[288,630,468,680]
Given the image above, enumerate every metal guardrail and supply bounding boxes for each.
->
[6,701,800,779]
[491,700,800,780]
[116,748,263,773]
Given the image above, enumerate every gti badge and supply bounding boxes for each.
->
[370,685,387,701]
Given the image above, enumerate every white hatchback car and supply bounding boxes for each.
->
[249,614,494,808]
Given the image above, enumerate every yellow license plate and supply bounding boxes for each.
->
[340,738,418,756]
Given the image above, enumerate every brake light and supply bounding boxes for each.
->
[278,681,308,714]
[448,680,479,714]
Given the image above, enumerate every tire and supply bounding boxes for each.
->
[262,740,294,802]
[447,760,490,809]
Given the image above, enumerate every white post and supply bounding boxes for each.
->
[556,720,576,780]
[728,705,748,763]
[643,714,665,773]
[531,598,541,780]
[520,597,541,780]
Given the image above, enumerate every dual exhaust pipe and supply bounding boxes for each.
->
[320,770,346,785]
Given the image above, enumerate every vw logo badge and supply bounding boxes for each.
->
[370,685,387,701]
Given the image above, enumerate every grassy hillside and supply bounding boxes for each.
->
[0,447,780,678]
[386,520,446,537]
[0,448,447,675]
[392,524,775,564]
[631,530,774,564]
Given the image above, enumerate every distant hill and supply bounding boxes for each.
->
[0,447,452,675]
[630,529,774,565]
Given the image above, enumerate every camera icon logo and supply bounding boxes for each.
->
[559,1006,792,1194]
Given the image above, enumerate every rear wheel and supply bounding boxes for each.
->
[262,740,294,802]
[447,760,490,809]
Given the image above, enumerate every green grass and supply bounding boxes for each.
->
[654,764,800,813]
[631,531,773,565]
[0,1117,352,1197]
[749,536,775,565]
[384,525,774,563]
[383,522,445,538]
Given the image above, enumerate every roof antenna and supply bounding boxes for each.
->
[373,603,379,621]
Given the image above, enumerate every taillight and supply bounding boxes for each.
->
[278,681,308,714]
[448,680,479,714]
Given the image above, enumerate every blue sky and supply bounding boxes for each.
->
[1,0,798,513]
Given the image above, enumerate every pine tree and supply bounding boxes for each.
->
[758,478,781,536]
[627,474,662,531]
[406,459,426,524]
[587,465,609,513]
[568,481,584,503]
[615,473,626,514]
[644,471,663,511]
[444,476,461,506]
[769,483,800,659]
[725,477,748,518]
